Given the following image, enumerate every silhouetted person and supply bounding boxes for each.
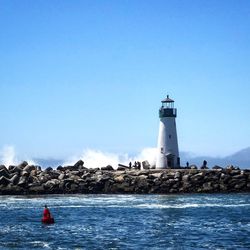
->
[133,161,137,168]
[138,162,141,170]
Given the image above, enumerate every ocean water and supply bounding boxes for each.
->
[0,194,249,250]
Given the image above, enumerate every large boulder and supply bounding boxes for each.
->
[63,165,79,171]
[21,171,30,177]
[190,172,204,182]
[117,166,126,171]
[182,174,190,182]
[101,165,114,171]
[0,176,10,186]
[57,165,64,171]
[202,182,214,192]
[18,161,28,169]
[142,161,150,170]
[45,167,53,172]
[44,179,60,190]
[74,160,84,168]
[114,175,124,183]
[9,166,22,174]
[36,166,42,171]
[135,177,150,193]
[190,165,198,170]
[226,165,239,171]
[8,165,16,171]
[0,167,10,179]
[9,174,20,185]
[174,171,181,179]
[148,173,162,179]
[58,173,66,180]
[0,165,6,170]
[213,165,223,170]
[17,176,28,187]
[23,165,36,173]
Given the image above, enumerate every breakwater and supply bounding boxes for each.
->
[0,161,249,195]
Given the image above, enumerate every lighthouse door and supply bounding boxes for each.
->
[166,154,174,168]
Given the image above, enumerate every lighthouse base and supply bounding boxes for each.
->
[156,153,180,169]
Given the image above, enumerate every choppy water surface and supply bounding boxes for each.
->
[0,194,249,249]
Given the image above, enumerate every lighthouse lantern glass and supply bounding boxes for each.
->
[162,101,174,109]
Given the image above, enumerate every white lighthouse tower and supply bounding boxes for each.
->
[156,95,180,169]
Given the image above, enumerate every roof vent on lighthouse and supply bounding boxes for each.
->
[161,95,174,103]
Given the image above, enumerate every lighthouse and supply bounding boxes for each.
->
[156,95,180,169]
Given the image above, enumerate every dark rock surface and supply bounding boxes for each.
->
[0,162,249,195]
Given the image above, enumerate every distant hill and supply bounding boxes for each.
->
[181,147,250,169]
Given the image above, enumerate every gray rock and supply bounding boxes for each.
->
[230,170,241,176]
[17,176,28,187]
[23,165,36,173]
[226,165,240,170]
[30,170,37,176]
[149,173,162,179]
[174,171,181,179]
[142,161,150,170]
[182,174,189,182]
[70,183,79,191]
[74,160,84,168]
[234,182,246,189]
[190,165,198,169]
[57,165,64,171]
[18,161,28,169]
[101,165,114,171]
[117,166,126,171]
[63,165,84,171]
[9,166,22,174]
[0,165,6,170]
[114,175,124,183]
[213,165,223,170]
[44,179,59,190]
[36,166,42,171]
[58,173,66,180]
[203,182,214,192]
[0,176,10,186]
[232,174,246,179]
[9,174,20,185]
[0,168,10,179]
[8,165,16,171]
[190,172,204,182]
[21,171,29,177]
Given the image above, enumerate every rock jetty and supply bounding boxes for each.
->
[0,161,249,195]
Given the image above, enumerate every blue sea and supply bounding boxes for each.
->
[0,194,249,249]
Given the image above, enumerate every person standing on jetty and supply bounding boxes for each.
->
[42,205,55,224]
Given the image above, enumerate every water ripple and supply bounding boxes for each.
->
[0,193,249,249]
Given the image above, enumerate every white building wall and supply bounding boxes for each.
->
[156,116,179,169]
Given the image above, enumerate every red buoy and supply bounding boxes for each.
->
[42,205,55,224]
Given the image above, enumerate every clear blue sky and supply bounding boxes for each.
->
[0,0,250,160]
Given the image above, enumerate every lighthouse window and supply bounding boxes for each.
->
[161,147,164,153]
[169,134,171,139]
